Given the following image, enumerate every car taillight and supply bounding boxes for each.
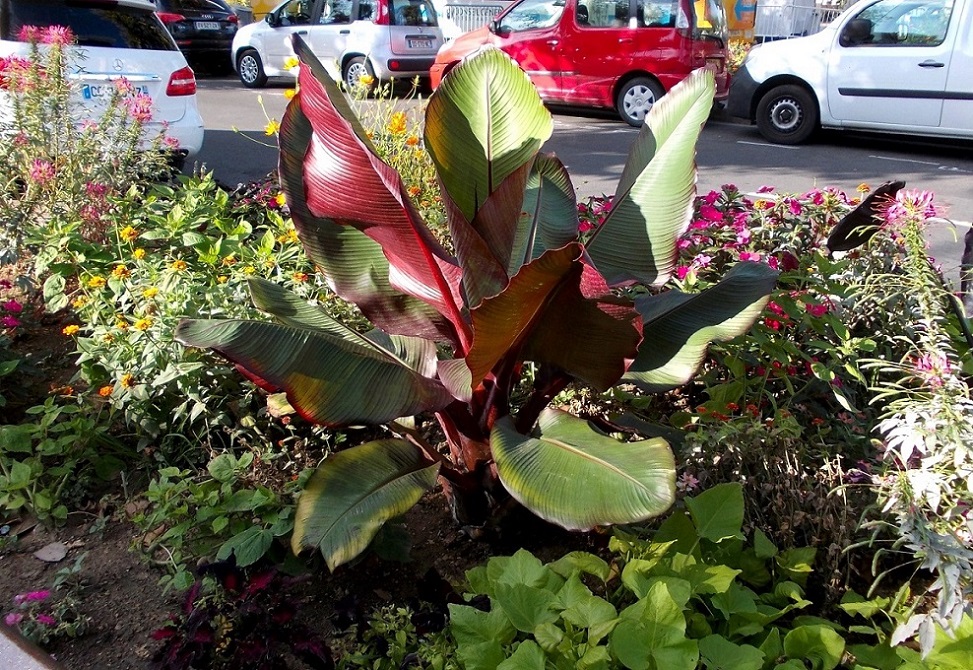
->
[227,13,239,23]
[156,12,186,24]
[167,66,196,96]
[374,0,390,24]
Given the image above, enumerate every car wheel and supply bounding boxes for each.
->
[616,77,664,127]
[237,49,267,88]
[343,56,376,94]
[755,85,818,144]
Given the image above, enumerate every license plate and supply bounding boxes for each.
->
[81,83,149,100]
[195,21,220,30]
[408,38,433,49]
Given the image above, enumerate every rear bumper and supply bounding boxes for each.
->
[374,56,436,81]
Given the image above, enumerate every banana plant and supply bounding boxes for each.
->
[175,37,778,571]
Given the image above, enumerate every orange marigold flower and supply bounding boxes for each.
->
[134,317,152,331]
[856,182,871,193]
[387,111,407,135]
[405,135,419,147]
[119,225,139,242]
[292,272,309,283]
[98,385,113,397]
[143,286,159,299]
[111,265,130,279]
[407,185,421,198]
[170,259,188,272]
[88,276,106,288]
[62,324,80,336]
[121,373,136,389]
[133,248,146,260]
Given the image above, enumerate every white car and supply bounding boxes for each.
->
[231,0,444,90]
[727,0,973,144]
[0,0,204,159]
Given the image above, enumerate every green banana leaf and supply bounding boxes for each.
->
[623,261,778,392]
[492,409,675,531]
[291,439,439,570]
[587,69,715,287]
[174,318,453,425]
[512,153,581,274]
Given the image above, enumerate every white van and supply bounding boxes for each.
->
[727,0,973,144]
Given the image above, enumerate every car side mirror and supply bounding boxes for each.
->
[840,18,873,46]
[266,13,280,27]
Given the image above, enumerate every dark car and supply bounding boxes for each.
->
[154,0,239,72]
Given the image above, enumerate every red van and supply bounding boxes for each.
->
[429,0,730,126]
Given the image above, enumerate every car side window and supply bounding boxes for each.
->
[279,0,313,26]
[576,0,631,27]
[839,0,952,47]
[320,0,352,23]
[637,0,676,27]
[358,0,375,19]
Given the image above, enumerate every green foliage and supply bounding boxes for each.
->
[334,604,458,670]
[131,454,306,592]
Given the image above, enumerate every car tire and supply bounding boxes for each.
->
[237,49,267,88]
[343,56,376,94]
[616,77,664,127]
[755,85,818,145]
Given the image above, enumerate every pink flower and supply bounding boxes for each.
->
[42,26,74,46]
[162,136,181,151]
[676,265,692,280]
[36,613,56,626]
[2,299,22,313]
[676,472,699,493]
[4,612,23,627]
[16,25,42,43]
[756,185,775,193]
[115,77,134,95]
[125,93,153,123]
[913,351,953,388]
[701,190,720,206]
[677,238,692,250]
[739,251,762,262]
[1,315,21,328]
[29,159,55,185]
[787,199,803,216]
[698,204,723,223]
[808,303,828,318]
[767,256,779,270]
[85,182,108,198]
[884,189,938,227]
[693,253,712,268]
[80,119,98,132]
[14,590,50,605]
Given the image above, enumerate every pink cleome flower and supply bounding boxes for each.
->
[41,25,75,46]
[29,159,55,185]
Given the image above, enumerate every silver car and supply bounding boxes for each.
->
[231,0,444,89]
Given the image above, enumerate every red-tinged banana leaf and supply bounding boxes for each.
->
[623,261,779,392]
[586,69,715,288]
[492,410,675,531]
[278,96,459,345]
[512,153,581,274]
[461,244,641,394]
[425,48,552,261]
[291,439,439,570]
[174,318,453,426]
[826,180,904,252]
[247,277,439,378]
[286,36,470,350]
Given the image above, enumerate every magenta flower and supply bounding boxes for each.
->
[1,315,21,328]
[85,181,108,198]
[913,351,953,389]
[42,25,74,46]
[14,590,50,605]
[29,159,55,185]
[808,303,828,318]
[16,25,41,43]
[739,251,762,262]
[4,612,23,626]
[883,189,938,228]
[36,613,57,626]
[115,77,134,95]
[787,199,803,216]
[126,93,153,122]
[1,299,22,313]
[676,265,692,280]
[756,185,775,193]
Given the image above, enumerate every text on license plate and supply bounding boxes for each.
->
[196,21,220,30]
[82,83,150,100]
[408,38,432,48]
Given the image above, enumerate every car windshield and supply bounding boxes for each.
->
[498,0,565,32]
[2,1,177,49]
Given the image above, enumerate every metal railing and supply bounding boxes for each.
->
[439,2,511,39]
[754,1,846,40]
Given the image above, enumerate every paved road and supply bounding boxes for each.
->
[192,75,973,284]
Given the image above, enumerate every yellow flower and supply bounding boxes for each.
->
[71,296,87,309]
[277,229,299,245]
[111,265,130,279]
[133,248,146,260]
[284,56,299,70]
[171,259,188,272]
[857,182,871,193]
[292,271,308,283]
[275,192,286,207]
[119,225,139,242]
[98,385,113,397]
[243,265,256,275]
[62,324,80,336]
[134,317,152,331]
[284,88,297,100]
[222,255,237,267]
[88,276,106,288]
[116,319,129,330]
[387,111,407,135]
[121,373,136,389]
[143,286,159,299]
[264,119,281,136]
[359,74,375,87]
[405,135,419,147]
[102,333,114,343]
[217,275,229,284]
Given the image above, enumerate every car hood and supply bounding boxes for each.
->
[437,26,494,63]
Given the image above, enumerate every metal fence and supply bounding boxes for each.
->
[439,2,510,38]
[754,1,846,40]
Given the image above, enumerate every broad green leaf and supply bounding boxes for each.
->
[450,603,517,670]
[291,439,439,570]
[175,319,452,426]
[548,551,611,581]
[579,645,612,670]
[462,244,641,394]
[562,595,617,631]
[216,527,273,567]
[847,643,904,670]
[512,153,581,273]
[534,622,564,652]
[759,628,783,667]
[278,46,465,346]
[586,70,715,287]
[498,640,546,670]
[492,410,675,531]
[491,548,557,588]
[777,548,817,586]
[425,47,552,226]
[782,626,845,670]
[555,572,593,610]
[685,482,745,543]
[753,529,778,559]
[623,262,778,392]
[610,581,699,670]
[711,582,759,620]
[494,582,560,632]
[0,424,34,454]
[698,635,764,670]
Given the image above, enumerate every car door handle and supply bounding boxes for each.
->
[340,29,351,34]
[546,39,558,46]
[296,30,308,35]
[918,60,945,68]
